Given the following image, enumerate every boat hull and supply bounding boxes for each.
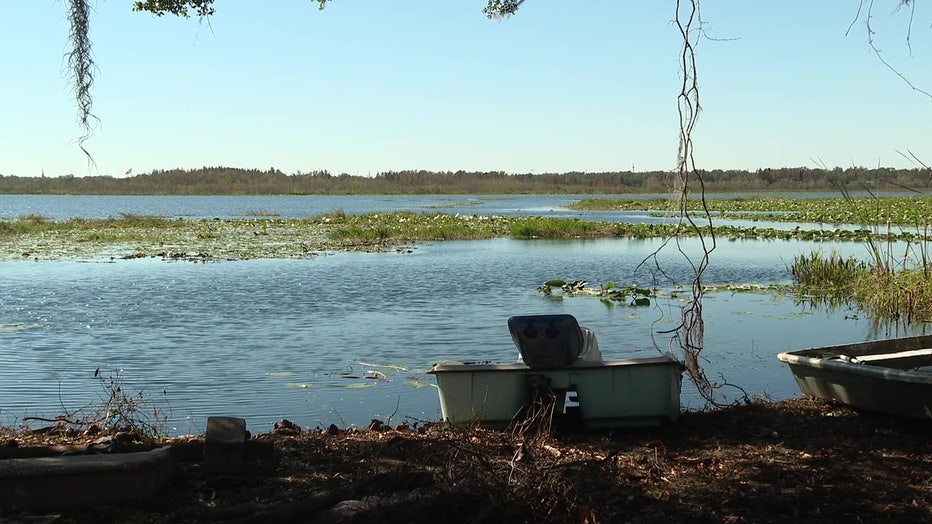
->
[777,335,932,420]
[429,355,684,428]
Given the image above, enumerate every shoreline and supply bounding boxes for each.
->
[4,397,929,523]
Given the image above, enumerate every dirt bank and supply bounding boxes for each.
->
[4,397,926,523]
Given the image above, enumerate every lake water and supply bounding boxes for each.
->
[0,193,870,230]
[0,195,924,435]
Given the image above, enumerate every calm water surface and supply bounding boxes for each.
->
[1,195,923,434]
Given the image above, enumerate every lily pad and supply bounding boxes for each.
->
[356,361,408,371]
[0,323,41,333]
[343,382,376,389]
[403,380,434,388]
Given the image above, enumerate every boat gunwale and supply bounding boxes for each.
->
[777,350,932,385]
[429,355,685,374]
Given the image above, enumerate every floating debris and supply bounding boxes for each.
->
[355,361,408,371]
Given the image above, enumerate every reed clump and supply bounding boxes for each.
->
[793,250,932,323]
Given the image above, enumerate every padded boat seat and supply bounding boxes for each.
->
[509,314,602,369]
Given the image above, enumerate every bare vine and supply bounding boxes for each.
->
[666,0,718,402]
[848,0,932,100]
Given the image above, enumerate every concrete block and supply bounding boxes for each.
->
[203,416,247,474]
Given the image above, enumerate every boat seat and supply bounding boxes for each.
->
[509,314,601,369]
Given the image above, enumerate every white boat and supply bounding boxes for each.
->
[777,335,932,419]
[428,314,685,428]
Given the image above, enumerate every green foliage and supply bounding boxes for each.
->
[130,0,525,19]
[4,166,932,196]
[132,0,216,17]
[484,0,525,18]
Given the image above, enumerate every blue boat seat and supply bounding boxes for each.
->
[509,314,601,369]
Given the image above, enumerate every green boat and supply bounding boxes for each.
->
[777,335,932,420]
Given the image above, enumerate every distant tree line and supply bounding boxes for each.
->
[0,166,929,195]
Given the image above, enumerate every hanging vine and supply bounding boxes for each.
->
[668,0,718,402]
[67,0,98,166]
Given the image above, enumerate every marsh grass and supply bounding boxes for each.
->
[793,232,932,323]
[508,217,606,238]
[0,214,58,235]
[792,252,869,292]
[243,209,281,217]
[1,213,179,236]
[328,212,513,242]
[327,212,674,242]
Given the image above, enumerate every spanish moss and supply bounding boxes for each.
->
[66,0,97,166]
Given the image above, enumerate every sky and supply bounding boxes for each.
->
[1,1,931,178]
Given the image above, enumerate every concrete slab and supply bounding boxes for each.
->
[0,447,174,513]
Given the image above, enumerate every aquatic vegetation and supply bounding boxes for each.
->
[792,252,868,293]
[2,204,932,262]
[0,323,41,333]
[792,251,932,323]
[537,279,656,306]
[572,195,932,227]
[342,382,376,389]
[508,217,606,238]
[355,361,408,372]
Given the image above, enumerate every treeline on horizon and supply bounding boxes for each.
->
[0,166,930,195]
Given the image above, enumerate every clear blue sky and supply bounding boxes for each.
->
[1,1,930,178]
